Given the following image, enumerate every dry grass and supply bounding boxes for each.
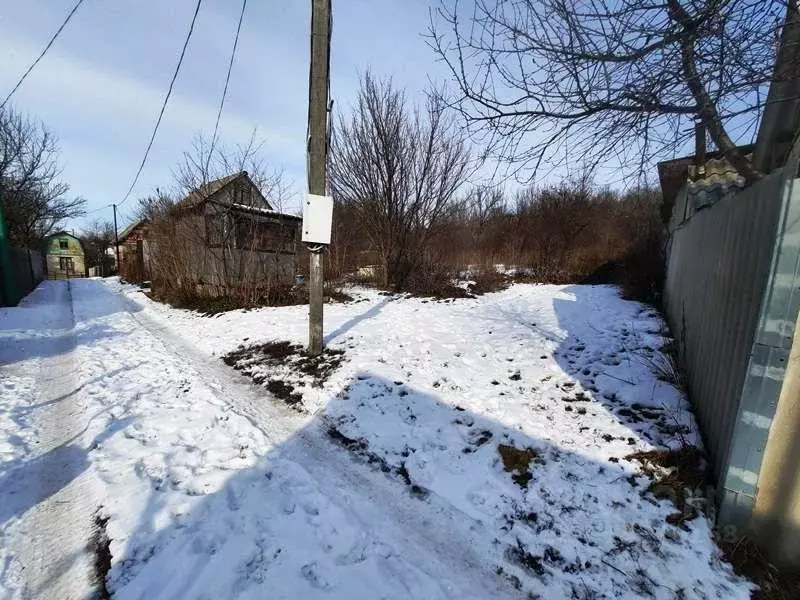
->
[625,446,708,527]
[720,537,800,600]
[646,352,685,390]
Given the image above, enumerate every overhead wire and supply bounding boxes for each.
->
[0,0,87,111]
[204,0,248,177]
[83,203,114,216]
[117,0,203,207]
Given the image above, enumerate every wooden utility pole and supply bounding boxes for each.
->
[307,0,331,356]
[113,204,121,275]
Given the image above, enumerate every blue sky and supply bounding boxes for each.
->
[0,0,446,230]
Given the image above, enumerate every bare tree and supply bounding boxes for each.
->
[429,0,789,183]
[81,220,115,276]
[0,107,84,246]
[174,131,289,211]
[329,73,473,289]
[136,188,176,223]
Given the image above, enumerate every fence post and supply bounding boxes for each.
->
[0,192,16,306]
[27,249,35,290]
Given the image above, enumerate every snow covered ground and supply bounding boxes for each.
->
[0,278,753,599]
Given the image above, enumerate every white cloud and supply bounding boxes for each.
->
[0,35,297,149]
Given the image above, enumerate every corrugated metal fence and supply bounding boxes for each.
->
[1,248,45,306]
[664,161,800,526]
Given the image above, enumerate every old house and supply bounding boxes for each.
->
[45,232,86,279]
[151,171,301,297]
[117,218,151,283]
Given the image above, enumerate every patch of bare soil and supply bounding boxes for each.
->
[625,446,707,527]
[327,426,429,499]
[90,510,112,600]
[505,538,545,576]
[497,444,543,488]
[222,341,346,409]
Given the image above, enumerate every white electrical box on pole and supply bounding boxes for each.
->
[302,194,333,245]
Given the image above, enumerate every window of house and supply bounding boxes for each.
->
[59,256,74,271]
[258,221,293,253]
[205,214,225,246]
[235,217,251,250]
[59,239,68,250]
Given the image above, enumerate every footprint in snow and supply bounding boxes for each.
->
[225,483,242,511]
[301,562,333,590]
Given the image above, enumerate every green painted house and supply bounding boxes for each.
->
[45,232,86,279]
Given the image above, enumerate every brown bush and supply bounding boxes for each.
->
[467,268,510,295]
[402,260,471,299]
[324,176,666,303]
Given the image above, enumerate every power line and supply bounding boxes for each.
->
[118,0,203,206]
[0,0,87,111]
[204,0,248,176]
[83,203,113,217]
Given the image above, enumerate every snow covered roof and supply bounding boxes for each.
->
[228,203,301,221]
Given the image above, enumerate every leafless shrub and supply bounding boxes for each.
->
[329,72,474,291]
[328,169,665,301]
[403,259,470,299]
[433,178,664,298]
[467,267,510,295]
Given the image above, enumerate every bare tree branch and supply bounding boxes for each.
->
[0,106,84,246]
[429,0,786,182]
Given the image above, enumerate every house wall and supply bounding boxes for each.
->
[192,201,297,294]
[664,161,800,565]
[46,235,86,279]
[148,202,298,297]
